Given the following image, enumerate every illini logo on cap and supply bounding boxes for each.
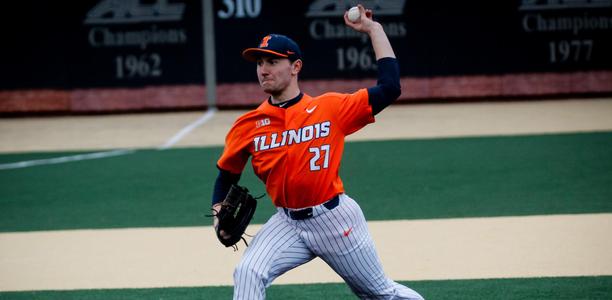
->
[259,35,272,48]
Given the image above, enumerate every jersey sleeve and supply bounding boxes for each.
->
[334,88,375,135]
[217,122,251,174]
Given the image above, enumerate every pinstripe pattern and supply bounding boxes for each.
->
[233,194,424,299]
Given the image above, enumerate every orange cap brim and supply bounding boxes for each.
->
[242,48,289,62]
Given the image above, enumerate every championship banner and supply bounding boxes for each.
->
[214,0,612,80]
[75,0,204,88]
[1,0,611,113]
[211,0,612,105]
[1,0,206,112]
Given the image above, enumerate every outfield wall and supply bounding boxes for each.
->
[1,0,611,114]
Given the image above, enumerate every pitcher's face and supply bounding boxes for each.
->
[256,57,297,95]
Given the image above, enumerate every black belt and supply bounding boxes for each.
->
[283,195,340,220]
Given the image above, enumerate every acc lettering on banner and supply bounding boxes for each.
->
[253,121,331,152]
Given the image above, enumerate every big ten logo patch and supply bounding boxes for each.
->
[256,118,271,128]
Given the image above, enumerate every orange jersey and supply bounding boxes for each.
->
[217,89,374,209]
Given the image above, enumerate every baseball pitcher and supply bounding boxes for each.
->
[211,5,424,299]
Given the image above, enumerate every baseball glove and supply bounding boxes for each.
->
[213,184,258,249]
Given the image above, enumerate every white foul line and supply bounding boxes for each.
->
[0,109,217,170]
[158,108,217,150]
[0,149,136,170]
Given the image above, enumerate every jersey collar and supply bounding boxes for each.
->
[268,92,303,109]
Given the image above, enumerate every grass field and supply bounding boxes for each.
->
[1,276,611,300]
[1,132,611,232]
[1,130,611,299]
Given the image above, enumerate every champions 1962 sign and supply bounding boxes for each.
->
[78,0,203,87]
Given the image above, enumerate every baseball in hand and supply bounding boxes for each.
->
[347,6,360,22]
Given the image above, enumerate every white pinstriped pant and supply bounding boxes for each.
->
[233,194,424,300]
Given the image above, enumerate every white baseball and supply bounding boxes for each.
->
[347,6,360,22]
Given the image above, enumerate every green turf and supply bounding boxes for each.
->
[1,276,610,299]
[0,148,228,232]
[343,132,612,221]
[1,132,611,232]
